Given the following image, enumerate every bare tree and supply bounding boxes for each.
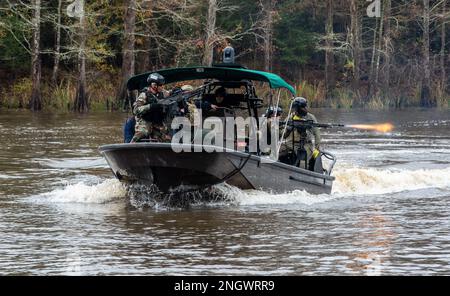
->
[440,0,447,92]
[140,0,153,73]
[374,1,385,93]
[203,0,218,66]
[368,10,379,97]
[382,0,392,95]
[349,0,361,90]
[261,0,277,72]
[73,0,88,112]
[134,0,213,69]
[421,0,433,107]
[116,0,137,106]
[51,0,62,85]
[325,0,335,98]
[30,0,42,111]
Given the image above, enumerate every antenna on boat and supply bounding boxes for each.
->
[213,40,245,69]
[223,43,235,64]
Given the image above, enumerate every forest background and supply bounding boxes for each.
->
[1,0,449,112]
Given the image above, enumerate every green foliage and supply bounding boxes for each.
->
[274,5,319,68]
[434,81,450,109]
[1,78,32,108]
[296,81,326,108]
[1,0,449,111]
[89,75,118,111]
[216,0,260,61]
[329,89,355,109]
[0,15,31,72]
[42,79,75,111]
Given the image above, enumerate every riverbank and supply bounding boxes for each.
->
[1,78,449,112]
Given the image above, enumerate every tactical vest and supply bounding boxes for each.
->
[142,91,165,124]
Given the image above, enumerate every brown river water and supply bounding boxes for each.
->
[0,109,449,275]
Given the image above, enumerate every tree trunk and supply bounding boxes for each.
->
[142,27,152,73]
[382,0,392,95]
[203,0,217,66]
[325,0,335,98]
[51,0,62,85]
[116,0,137,107]
[421,0,433,107]
[141,0,153,73]
[350,0,361,90]
[263,0,276,72]
[74,1,88,112]
[441,0,447,93]
[374,0,385,92]
[368,15,379,97]
[30,0,42,111]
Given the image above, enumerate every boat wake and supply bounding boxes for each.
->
[125,183,239,209]
[36,179,127,204]
[35,166,450,208]
[333,167,450,195]
[37,157,108,169]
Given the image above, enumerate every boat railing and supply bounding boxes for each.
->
[321,151,337,176]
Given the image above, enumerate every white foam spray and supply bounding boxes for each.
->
[333,167,450,195]
[36,166,450,207]
[212,167,450,206]
[39,179,127,204]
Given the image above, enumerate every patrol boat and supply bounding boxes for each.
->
[99,66,339,195]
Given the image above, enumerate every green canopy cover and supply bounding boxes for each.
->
[127,66,296,96]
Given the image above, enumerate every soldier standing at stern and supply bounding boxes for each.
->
[131,73,172,143]
[283,97,321,170]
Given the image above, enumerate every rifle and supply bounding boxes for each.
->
[156,83,213,119]
[280,120,344,170]
[281,119,345,130]
[159,84,211,107]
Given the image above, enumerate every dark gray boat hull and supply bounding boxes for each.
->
[99,143,334,195]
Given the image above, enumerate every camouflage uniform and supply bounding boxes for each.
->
[281,112,321,169]
[187,100,201,127]
[131,90,172,143]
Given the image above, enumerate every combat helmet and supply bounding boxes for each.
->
[147,73,165,86]
[265,106,283,118]
[293,97,308,109]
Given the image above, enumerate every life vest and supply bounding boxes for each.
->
[123,117,136,143]
[293,115,302,121]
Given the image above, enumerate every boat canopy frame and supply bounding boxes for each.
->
[127,66,297,158]
[126,66,296,96]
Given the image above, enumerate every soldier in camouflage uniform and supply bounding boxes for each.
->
[131,73,172,143]
[178,85,199,127]
[281,97,321,170]
[178,84,220,143]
